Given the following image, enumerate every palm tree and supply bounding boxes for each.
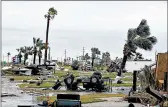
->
[101,53,106,66]
[84,53,90,63]
[7,52,11,64]
[91,48,101,67]
[33,37,43,64]
[21,46,33,65]
[16,47,23,63]
[37,43,45,65]
[102,52,111,66]
[118,19,157,76]
[44,7,57,65]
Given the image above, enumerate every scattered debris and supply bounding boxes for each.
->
[126,56,168,106]
[10,78,14,81]
[1,93,17,97]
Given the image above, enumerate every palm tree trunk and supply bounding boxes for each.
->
[44,16,50,65]
[33,53,36,64]
[118,55,127,76]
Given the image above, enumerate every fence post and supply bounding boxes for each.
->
[133,70,137,91]
[111,79,112,92]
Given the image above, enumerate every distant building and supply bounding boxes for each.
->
[78,56,101,65]
[125,61,155,72]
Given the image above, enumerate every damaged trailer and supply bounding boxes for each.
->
[52,71,112,92]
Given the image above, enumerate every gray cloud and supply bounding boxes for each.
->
[2,1,167,61]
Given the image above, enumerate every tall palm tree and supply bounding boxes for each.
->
[7,52,11,64]
[44,7,57,65]
[118,19,157,76]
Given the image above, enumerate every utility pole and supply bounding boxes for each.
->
[64,49,67,60]
[82,47,85,61]
[82,47,85,57]
[64,50,67,64]
[61,57,63,66]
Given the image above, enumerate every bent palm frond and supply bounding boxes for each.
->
[147,36,157,44]
[134,37,153,51]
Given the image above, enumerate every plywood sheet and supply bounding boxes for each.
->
[155,53,168,81]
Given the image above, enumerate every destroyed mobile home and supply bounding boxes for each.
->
[6,60,59,76]
[52,71,112,92]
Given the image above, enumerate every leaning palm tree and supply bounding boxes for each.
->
[118,19,157,76]
[44,7,57,65]
[7,52,11,64]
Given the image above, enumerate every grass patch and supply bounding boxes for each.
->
[12,76,37,80]
[48,78,57,81]
[64,65,72,70]
[22,88,72,93]
[37,93,126,104]
[125,72,132,76]
[112,83,135,87]
[18,82,54,88]
[121,78,132,81]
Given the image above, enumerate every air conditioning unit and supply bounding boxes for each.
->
[56,94,81,107]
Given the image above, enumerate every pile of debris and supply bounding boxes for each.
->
[125,53,168,106]
[52,71,112,92]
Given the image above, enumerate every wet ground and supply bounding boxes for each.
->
[2,77,38,107]
[1,76,132,107]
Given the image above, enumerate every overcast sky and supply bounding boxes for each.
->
[2,1,167,61]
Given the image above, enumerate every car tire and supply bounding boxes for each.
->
[90,75,99,84]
